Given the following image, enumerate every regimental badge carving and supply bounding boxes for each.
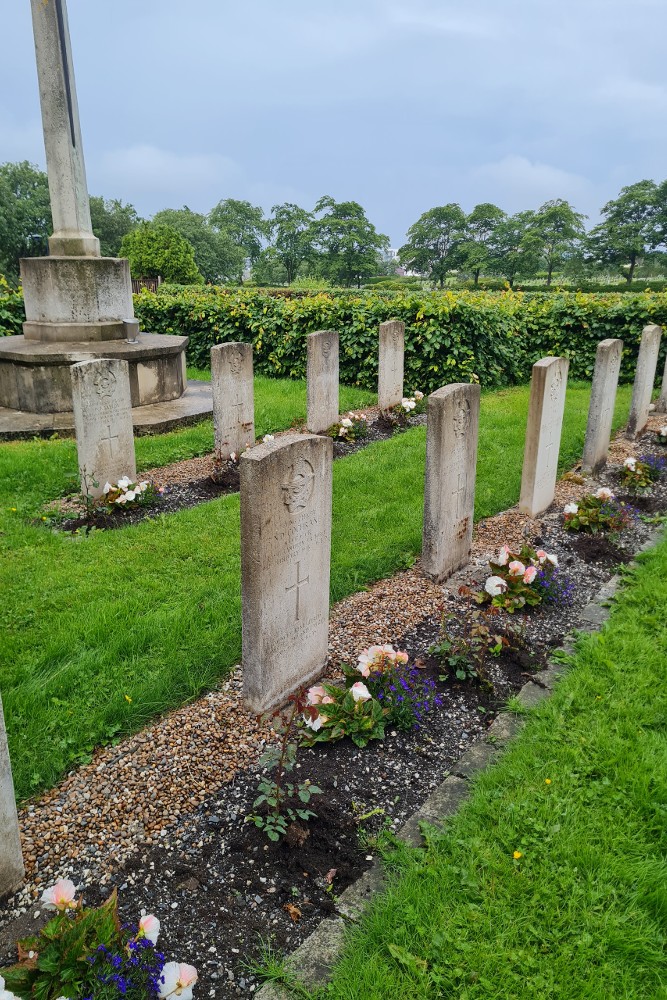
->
[453,399,471,438]
[321,335,333,360]
[229,348,244,375]
[281,457,315,513]
[93,369,117,398]
[392,327,401,349]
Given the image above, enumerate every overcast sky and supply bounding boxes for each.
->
[2,0,666,246]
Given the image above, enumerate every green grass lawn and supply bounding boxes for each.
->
[1,379,631,800]
[305,532,667,1000]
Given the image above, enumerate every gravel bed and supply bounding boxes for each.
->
[3,421,666,997]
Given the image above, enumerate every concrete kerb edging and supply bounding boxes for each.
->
[257,525,665,1000]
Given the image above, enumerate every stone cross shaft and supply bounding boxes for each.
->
[30,0,99,256]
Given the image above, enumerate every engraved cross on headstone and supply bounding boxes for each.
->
[100,424,120,460]
[285,561,310,620]
[453,471,467,518]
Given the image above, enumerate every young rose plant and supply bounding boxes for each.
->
[3,883,196,1000]
[328,411,368,442]
[100,476,161,511]
[621,454,665,490]
[562,488,635,533]
[476,544,570,612]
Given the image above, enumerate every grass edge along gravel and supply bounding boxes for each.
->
[293,535,667,1000]
[2,382,631,802]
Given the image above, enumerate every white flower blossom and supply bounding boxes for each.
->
[341,418,353,428]
[263,434,275,444]
[102,482,112,494]
[563,502,579,515]
[595,487,613,501]
[484,576,507,597]
[623,457,637,471]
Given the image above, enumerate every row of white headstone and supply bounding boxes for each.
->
[0,323,664,898]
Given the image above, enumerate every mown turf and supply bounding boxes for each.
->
[1,381,631,800]
[306,532,667,1000]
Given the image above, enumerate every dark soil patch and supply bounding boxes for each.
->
[616,492,664,514]
[571,533,634,567]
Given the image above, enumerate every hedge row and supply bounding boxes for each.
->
[2,286,667,392]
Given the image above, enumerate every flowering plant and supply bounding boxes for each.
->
[476,544,563,612]
[657,425,667,446]
[100,476,160,511]
[621,454,664,490]
[328,411,368,442]
[562,488,635,533]
[299,678,386,747]
[3,881,196,1000]
[385,391,426,425]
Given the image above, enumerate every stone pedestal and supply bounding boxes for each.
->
[71,358,136,497]
[422,383,480,582]
[240,434,333,713]
[21,257,134,343]
[378,320,404,411]
[211,342,255,461]
[519,357,569,517]
[627,325,662,438]
[582,339,623,474]
[306,330,339,433]
[0,694,24,899]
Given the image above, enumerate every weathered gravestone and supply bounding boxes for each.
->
[582,338,623,474]
[240,434,333,713]
[71,358,136,497]
[306,330,339,434]
[653,349,667,414]
[627,325,662,438]
[0,694,24,897]
[422,383,481,582]
[378,320,404,411]
[211,342,254,461]
[519,357,569,517]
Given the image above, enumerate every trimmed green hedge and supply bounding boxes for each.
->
[2,285,667,392]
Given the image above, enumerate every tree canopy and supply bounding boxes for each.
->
[399,205,466,287]
[0,161,51,283]
[311,196,389,287]
[119,223,203,284]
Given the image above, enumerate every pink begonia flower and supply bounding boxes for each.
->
[395,650,409,664]
[115,494,128,505]
[563,502,578,515]
[535,549,548,563]
[523,565,537,584]
[306,685,327,705]
[138,914,160,945]
[623,456,636,470]
[497,544,511,566]
[41,878,77,911]
[508,560,525,577]
[484,575,507,597]
[350,682,371,702]
[596,487,613,501]
[158,962,198,1000]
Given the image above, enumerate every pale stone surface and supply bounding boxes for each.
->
[0,694,24,898]
[378,320,404,410]
[627,325,662,438]
[582,338,623,474]
[71,359,136,497]
[654,350,667,414]
[30,0,99,257]
[306,330,339,433]
[422,383,481,582]
[240,434,332,713]
[519,357,569,517]
[211,342,254,461]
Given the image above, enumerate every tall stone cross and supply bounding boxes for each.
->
[30,0,99,257]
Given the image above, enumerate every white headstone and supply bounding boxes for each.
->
[378,320,405,411]
[30,0,99,257]
[422,383,481,582]
[627,325,662,438]
[241,434,333,713]
[582,338,623,474]
[71,358,136,498]
[211,342,255,461]
[519,357,569,517]
[0,694,24,897]
[306,330,339,434]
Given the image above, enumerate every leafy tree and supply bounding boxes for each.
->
[268,203,314,284]
[208,199,267,281]
[587,180,659,283]
[533,199,587,285]
[119,223,203,284]
[0,161,51,284]
[153,206,243,283]
[487,211,542,287]
[460,203,506,286]
[398,204,466,288]
[311,196,389,287]
[90,196,140,258]
[251,247,289,286]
